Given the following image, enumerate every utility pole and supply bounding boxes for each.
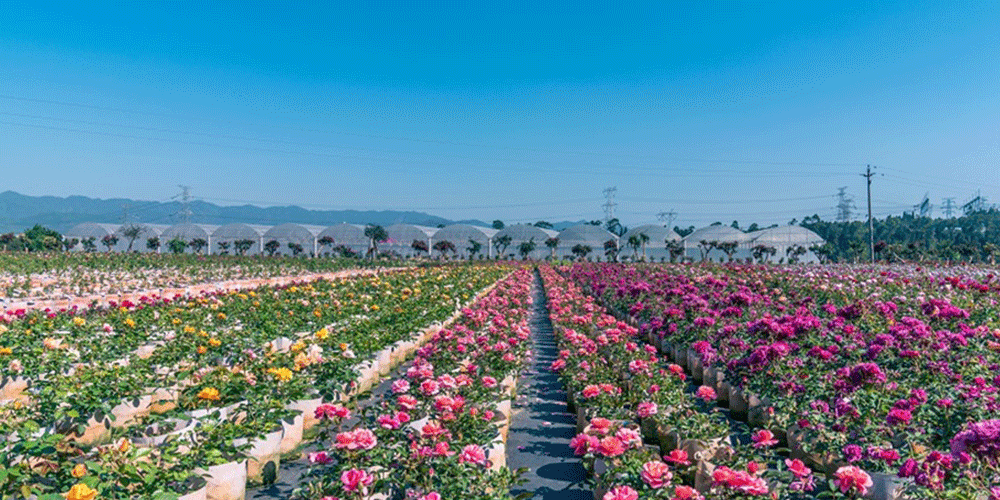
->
[656,210,677,228]
[602,187,617,223]
[862,165,875,264]
[942,198,956,218]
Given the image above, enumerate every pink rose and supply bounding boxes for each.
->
[640,460,673,488]
[340,468,374,493]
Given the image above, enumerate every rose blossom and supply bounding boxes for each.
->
[340,468,374,493]
[459,444,488,466]
[603,485,639,500]
[834,465,873,495]
[695,385,716,402]
[640,460,673,488]
[751,429,778,448]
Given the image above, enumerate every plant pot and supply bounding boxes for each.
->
[656,425,681,453]
[717,380,731,405]
[566,390,576,414]
[703,365,717,388]
[501,375,517,398]
[376,348,394,376]
[178,481,208,500]
[728,386,748,421]
[865,471,913,500]
[694,460,716,494]
[287,396,323,432]
[148,386,180,414]
[57,413,112,447]
[747,393,770,428]
[235,428,283,484]
[0,376,29,399]
[110,394,153,429]
[195,459,246,500]
[687,349,704,383]
[640,418,658,443]
[279,413,304,455]
[576,406,588,434]
[681,436,732,464]
[132,418,197,447]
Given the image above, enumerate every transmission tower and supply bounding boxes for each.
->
[176,185,193,223]
[656,210,677,228]
[835,187,855,222]
[962,191,987,215]
[913,192,932,218]
[602,187,617,222]
[942,198,956,218]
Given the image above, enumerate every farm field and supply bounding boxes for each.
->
[2,257,999,499]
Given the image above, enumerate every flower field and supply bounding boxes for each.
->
[562,263,1000,499]
[0,253,388,312]
[4,258,1000,500]
[0,263,509,499]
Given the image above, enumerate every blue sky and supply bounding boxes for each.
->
[1,1,998,228]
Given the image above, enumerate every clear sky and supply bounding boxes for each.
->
[2,1,998,228]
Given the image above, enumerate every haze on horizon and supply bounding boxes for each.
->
[2,1,998,230]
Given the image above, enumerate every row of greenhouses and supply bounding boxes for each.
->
[63,221,824,261]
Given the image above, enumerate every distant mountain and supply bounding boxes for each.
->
[0,191,492,234]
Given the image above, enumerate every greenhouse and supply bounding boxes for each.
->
[385,224,439,258]
[493,224,558,260]
[211,223,269,255]
[261,223,324,256]
[65,222,130,252]
[555,224,616,260]
[620,225,682,261]
[431,224,497,259]
[316,223,368,257]
[682,224,753,262]
[748,225,825,263]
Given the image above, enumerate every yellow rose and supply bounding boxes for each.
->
[315,328,329,340]
[197,346,207,354]
[123,318,136,328]
[0,347,11,355]
[208,338,221,347]
[72,317,86,327]
[197,387,220,401]
[71,463,87,478]
[290,341,305,353]
[216,313,227,320]
[267,367,293,382]
[65,483,98,500]
[119,439,131,453]
[313,308,322,318]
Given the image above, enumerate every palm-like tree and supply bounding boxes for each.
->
[364,225,389,259]
[544,237,559,259]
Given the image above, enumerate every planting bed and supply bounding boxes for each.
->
[0,264,507,499]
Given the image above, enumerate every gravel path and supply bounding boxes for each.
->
[506,269,592,500]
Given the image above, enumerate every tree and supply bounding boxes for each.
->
[234,239,255,255]
[603,239,619,261]
[263,239,280,256]
[751,244,777,264]
[716,241,739,262]
[746,223,760,232]
[318,236,335,255]
[167,238,188,254]
[121,224,143,252]
[544,237,559,259]
[731,221,740,230]
[494,235,512,258]
[534,221,554,230]
[81,237,97,252]
[364,225,388,259]
[517,238,536,260]
[189,238,208,254]
[606,218,627,237]
[146,237,160,253]
[287,242,304,256]
[22,225,63,252]
[411,239,429,255]
[626,234,642,259]
[786,245,807,264]
[63,238,79,252]
[588,220,603,226]
[101,234,119,252]
[697,240,717,262]
[638,232,650,260]
[492,220,505,230]
[433,240,456,257]
[571,244,592,260]
[666,240,684,263]
[217,241,231,255]
[810,243,835,264]
[466,239,483,258]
